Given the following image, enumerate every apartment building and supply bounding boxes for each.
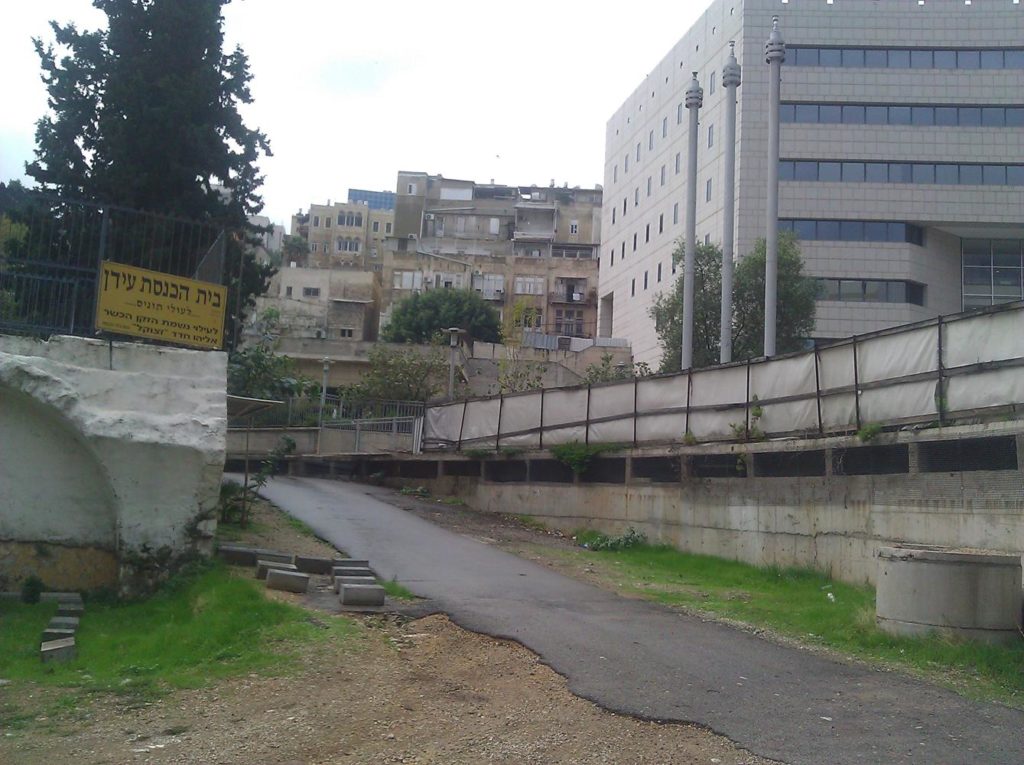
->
[387,172,602,337]
[600,0,1024,366]
[290,199,394,270]
[253,267,381,342]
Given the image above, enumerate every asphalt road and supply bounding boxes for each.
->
[258,476,1023,765]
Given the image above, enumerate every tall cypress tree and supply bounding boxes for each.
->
[27,0,273,347]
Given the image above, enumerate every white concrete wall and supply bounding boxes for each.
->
[390,424,1024,586]
[0,335,226,594]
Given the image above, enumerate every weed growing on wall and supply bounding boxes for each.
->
[857,423,883,442]
[550,442,622,475]
[577,527,648,551]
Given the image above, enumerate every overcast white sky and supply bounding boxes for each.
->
[0,0,705,229]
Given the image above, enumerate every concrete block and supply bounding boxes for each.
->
[40,637,77,663]
[42,627,76,643]
[334,575,376,594]
[294,555,342,575]
[255,551,294,565]
[49,616,80,630]
[41,592,83,605]
[334,559,370,569]
[256,560,298,580]
[340,584,386,607]
[332,566,374,579]
[57,602,85,618]
[217,544,265,566]
[265,569,311,594]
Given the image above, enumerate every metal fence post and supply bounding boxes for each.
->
[936,315,945,425]
[539,388,545,450]
[744,358,752,436]
[496,394,504,451]
[585,384,592,446]
[813,345,824,437]
[457,402,468,451]
[684,371,693,437]
[92,207,110,330]
[852,336,862,432]
[633,377,639,448]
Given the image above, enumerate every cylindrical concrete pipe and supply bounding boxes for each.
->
[876,545,1023,645]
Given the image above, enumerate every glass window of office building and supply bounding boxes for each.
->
[962,239,1024,309]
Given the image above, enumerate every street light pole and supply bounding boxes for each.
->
[318,356,330,455]
[721,42,742,364]
[681,71,704,371]
[764,16,786,358]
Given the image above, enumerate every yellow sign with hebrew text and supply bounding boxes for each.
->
[95,262,227,349]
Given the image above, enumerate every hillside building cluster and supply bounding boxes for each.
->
[260,0,1023,375]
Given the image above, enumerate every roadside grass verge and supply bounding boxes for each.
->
[0,561,359,721]
[379,578,417,601]
[284,513,319,538]
[214,518,270,542]
[510,514,546,532]
[566,532,1024,706]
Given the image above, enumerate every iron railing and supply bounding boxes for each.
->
[227,396,425,429]
[322,416,423,453]
[0,187,227,339]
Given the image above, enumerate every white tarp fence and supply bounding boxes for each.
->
[424,303,1024,448]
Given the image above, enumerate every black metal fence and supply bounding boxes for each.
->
[0,187,226,339]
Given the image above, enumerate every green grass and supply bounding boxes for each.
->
[564,536,1024,705]
[0,562,358,713]
[214,518,270,542]
[284,514,318,538]
[379,578,417,601]
[511,514,546,532]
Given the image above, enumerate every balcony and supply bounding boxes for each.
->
[513,229,555,242]
[474,288,506,301]
[549,287,596,306]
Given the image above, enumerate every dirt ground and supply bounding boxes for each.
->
[1,493,776,765]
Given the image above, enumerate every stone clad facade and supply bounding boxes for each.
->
[600,0,1024,365]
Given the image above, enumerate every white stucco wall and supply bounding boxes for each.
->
[0,335,226,593]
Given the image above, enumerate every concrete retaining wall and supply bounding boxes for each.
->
[0,335,226,595]
[365,423,1024,585]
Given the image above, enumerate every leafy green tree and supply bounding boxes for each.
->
[732,235,818,362]
[27,0,274,345]
[650,233,816,371]
[343,345,449,402]
[281,235,309,264]
[383,289,501,343]
[497,298,544,393]
[227,309,314,399]
[583,352,653,384]
[649,241,727,371]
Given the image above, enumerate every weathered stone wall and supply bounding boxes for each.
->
[0,335,226,595]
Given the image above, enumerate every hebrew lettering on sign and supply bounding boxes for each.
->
[95,261,227,350]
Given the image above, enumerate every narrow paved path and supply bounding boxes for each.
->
[259,476,1022,765]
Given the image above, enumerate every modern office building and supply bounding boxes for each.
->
[600,0,1024,366]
